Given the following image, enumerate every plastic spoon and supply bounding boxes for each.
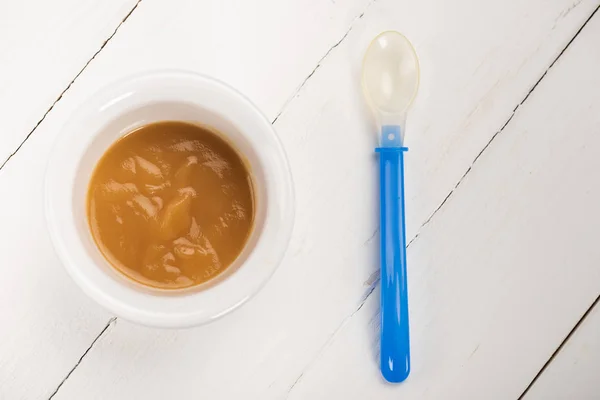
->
[362,31,420,383]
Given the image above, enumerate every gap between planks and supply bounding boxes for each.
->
[517,294,600,399]
[48,318,117,399]
[271,0,377,125]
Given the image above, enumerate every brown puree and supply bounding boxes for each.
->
[87,121,255,289]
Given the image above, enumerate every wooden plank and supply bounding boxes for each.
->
[29,0,600,399]
[523,298,600,400]
[0,0,139,165]
[283,10,600,400]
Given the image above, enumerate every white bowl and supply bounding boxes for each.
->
[45,71,294,328]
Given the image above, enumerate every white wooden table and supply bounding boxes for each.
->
[1,0,600,398]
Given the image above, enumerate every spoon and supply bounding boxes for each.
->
[362,31,420,383]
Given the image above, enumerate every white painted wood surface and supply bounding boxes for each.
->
[0,0,599,398]
[0,0,139,166]
[524,300,600,400]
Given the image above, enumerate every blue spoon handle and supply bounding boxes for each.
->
[376,146,410,383]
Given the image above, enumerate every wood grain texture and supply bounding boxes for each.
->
[524,299,600,400]
[0,0,139,166]
[0,0,598,398]
[39,0,599,399]
[285,10,600,399]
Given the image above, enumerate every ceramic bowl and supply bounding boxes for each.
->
[45,71,294,328]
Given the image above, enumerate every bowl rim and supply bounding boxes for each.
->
[44,70,295,328]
